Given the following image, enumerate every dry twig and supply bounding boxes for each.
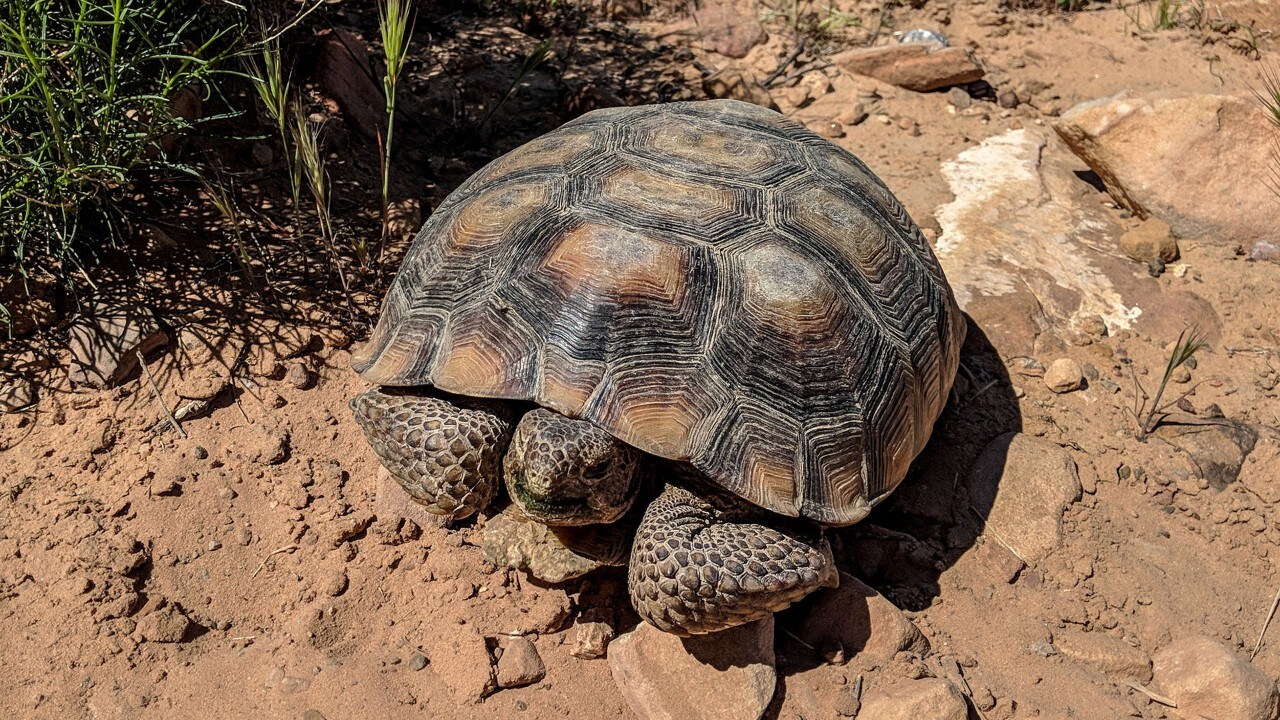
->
[137,350,186,439]
[251,544,300,578]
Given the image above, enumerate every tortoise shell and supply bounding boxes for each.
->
[353,99,965,525]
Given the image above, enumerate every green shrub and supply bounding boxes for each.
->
[0,0,245,321]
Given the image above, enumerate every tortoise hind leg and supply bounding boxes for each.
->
[350,388,514,520]
[628,483,837,636]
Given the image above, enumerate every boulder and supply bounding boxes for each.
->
[782,572,928,667]
[694,6,766,59]
[316,28,386,141]
[933,130,1157,358]
[610,616,776,720]
[1054,93,1275,244]
[857,678,968,720]
[831,44,983,92]
[1152,635,1280,720]
[1119,218,1179,263]
[968,433,1082,563]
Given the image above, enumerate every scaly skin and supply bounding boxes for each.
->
[629,483,837,636]
[504,408,642,526]
[349,388,514,520]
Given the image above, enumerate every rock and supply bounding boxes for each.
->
[1165,420,1258,489]
[694,6,766,59]
[1054,93,1274,244]
[610,616,776,720]
[316,28,385,141]
[1152,635,1280,720]
[136,606,192,643]
[968,433,1082,563]
[946,87,971,109]
[782,572,928,667]
[971,539,1025,583]
[496,636,546,688]
[285,363,314,390]
[321,569,348,597]
[857,678,968,720]
[67,300,169,388]
[1252,240,1280,264]
[998,89,1020,109]
[0,375,35,412]
[426,626,496,703]
[1055,630,1151,682]
[571,621,615,659]
[934,129,1162,358]
[482,505,628,583]
[1044,358,1084,393]
[703,66,776,109]
[839,102,869,126]
[409,652,427,671]
[374,467,452,529]
[1119,218,1179,263]
[831,44,983,92]
[250,424,291,466]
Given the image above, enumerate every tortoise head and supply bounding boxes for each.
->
[504,408,642,526]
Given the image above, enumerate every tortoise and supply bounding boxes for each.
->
[350,99,965,636]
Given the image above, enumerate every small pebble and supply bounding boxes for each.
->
[409,653,427,671]
[1044,358,1085,394]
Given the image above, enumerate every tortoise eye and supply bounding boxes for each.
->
[582,462,610,480]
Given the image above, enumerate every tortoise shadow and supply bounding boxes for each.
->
[765,315,1022,705]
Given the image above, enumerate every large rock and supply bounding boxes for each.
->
[694,6,766,59]
[857,678,968,720]
[967,433,1082,563]
[831,44,983,92]
[68,299,169,388]
[782,572,928,667]
[495,636,546,689]
[1054,93,1275,244]
[934,130,1159,357]
[610,616,776,720]
[1164,420,1258,489]
[1152,636,1280,720]
[316,28,386,141]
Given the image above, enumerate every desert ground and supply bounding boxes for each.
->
[3,0,1280,718]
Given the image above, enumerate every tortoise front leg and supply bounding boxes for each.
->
[350,388,514,520]
[628,483,837,636]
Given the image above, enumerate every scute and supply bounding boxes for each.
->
[354,99,965,525]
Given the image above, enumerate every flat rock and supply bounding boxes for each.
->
[68,300,168,388]
[374,467,452,529]
[694,6,766,59]
[968,432,1082,563]
[934,130,1159,358]
[857,678,968,720]
[496,636,546,688]
[1054,629,1151,682]
[1054,93,1274,244]
[610,616,776,720]
[482,505,621,583]
[426,626,496,703]
[782,572,928,668]
[1164,420,1258,489]
[1152,635,1280,720]
[831,44,983,92]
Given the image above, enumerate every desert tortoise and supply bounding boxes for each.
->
[351,99,965,635]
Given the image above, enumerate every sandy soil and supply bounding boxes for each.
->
[3,0,1279,718]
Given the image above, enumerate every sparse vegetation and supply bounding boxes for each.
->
[377,0,415,262]
[1127,326,1210,439]
[0,0,245,329]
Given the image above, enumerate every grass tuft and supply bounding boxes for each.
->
[1128,326,1210,439]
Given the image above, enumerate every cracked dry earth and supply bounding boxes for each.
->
[4,0,1280,718]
